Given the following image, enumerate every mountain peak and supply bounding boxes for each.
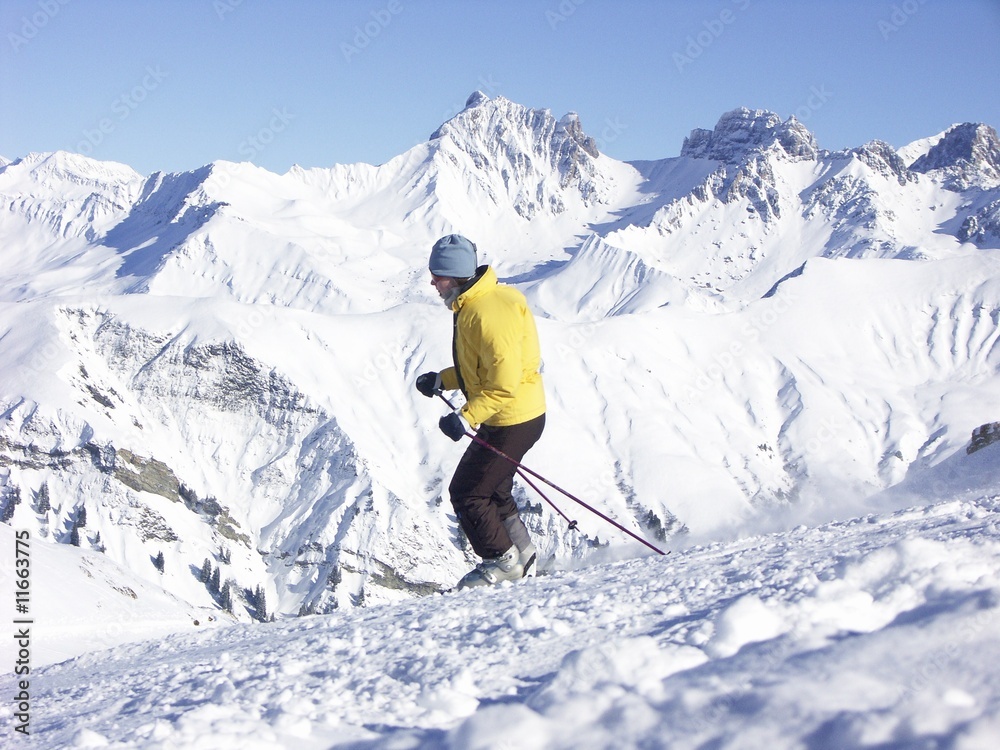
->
[464,90,490,109]
[681,107,819,163]
[428,93,607,218]
[851,140,916,185]
[910,122,1000,189]
[557,111,599,158]
[431,93,534,140]
[6,150,142,188]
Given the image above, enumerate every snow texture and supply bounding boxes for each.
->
[2,446,999,747]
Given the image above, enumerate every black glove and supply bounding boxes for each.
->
[439,412,468,441]
[416,372,441,398]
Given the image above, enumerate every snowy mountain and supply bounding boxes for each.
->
[1,92,999,638]
[910,122,1000,190]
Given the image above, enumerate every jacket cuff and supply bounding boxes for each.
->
[439,367,459,391]
[460,406,480,430]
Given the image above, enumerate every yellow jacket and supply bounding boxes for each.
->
[439,266,546,429]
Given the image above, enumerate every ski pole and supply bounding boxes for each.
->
[435,391,667,556]
[435,392,579,529]
[513,465,578,530]
[466,428,667,556]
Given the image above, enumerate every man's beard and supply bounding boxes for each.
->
[442,286,461,308]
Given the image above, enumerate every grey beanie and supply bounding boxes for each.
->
[429,234,477,278]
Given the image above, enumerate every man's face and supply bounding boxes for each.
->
[430,273,459,299]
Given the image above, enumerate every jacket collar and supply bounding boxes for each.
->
[452,265,494,311]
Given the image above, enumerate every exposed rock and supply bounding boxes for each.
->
[910,123,1000,190]
[431,93,607,217]
[968,422,1000,455]
[852,140,917,185]
[958,199,1000,246]
[681,108,819,163]
[115,449,180,502]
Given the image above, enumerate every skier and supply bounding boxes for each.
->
[416,234,546,588]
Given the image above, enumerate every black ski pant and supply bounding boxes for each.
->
[449,414,545,559]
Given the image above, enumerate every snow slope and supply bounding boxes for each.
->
[3,441,998,749]
[0,522,219,669]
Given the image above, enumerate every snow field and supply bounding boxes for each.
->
[7,481,1000,749]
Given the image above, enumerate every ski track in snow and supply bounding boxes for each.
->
[5,491,1000,749]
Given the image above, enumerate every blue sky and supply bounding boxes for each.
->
[2,0,998,176]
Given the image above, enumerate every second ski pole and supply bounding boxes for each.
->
[435,391,667,556]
